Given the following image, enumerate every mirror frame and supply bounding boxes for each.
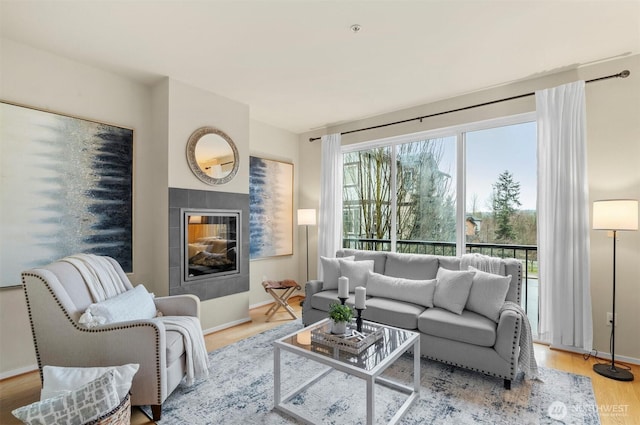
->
[186,126,239,185]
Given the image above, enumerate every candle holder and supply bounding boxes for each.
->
[355,308,365,333]
[338,297,348,305]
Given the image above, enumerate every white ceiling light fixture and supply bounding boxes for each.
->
[350,24,362,33]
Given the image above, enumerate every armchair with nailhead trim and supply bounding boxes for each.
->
[21,256,200,421]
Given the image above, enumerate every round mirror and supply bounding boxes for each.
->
[186,127,239,185]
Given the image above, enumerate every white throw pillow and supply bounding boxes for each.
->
[79,284,156,328]
[465,266,512,322]
[320,256,354,289]
[13,371,120,425]
[433,268,475,315]
[339,259,374,292]
[41,364,139,402]
[366,271,436,308]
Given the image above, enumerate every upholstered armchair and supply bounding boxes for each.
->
[21,256,201,421]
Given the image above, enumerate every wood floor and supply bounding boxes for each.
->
[1,297,638,425]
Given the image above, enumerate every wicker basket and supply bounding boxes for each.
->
[86,393,131,425]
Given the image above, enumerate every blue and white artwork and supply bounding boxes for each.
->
[0,102,133,287]
[249,156,293,260]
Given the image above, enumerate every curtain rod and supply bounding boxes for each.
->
[308,70,630,142]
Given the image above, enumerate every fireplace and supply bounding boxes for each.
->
[169,188,249,301]
[181,208,241,284]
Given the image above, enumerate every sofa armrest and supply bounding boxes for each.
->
[154,294,200,318]
[305,280,324,296]
[302,280,323,318]
[494,308,522,362]
[84,319,168,404]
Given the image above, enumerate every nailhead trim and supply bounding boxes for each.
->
[21,272,163,404]
[420,353,516,381]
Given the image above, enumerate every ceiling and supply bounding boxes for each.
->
[1,1,639,134]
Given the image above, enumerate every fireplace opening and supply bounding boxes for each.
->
[181,208,241,284]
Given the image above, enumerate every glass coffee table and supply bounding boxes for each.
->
[273,318,420,425]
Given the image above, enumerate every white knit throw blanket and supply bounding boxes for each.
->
[156,316,210,386]
[62,254,129,302]
[500,301,540,380]
[460,253,503,274]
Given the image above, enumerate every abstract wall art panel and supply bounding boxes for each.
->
[0,102,133,287]
[249,156,293,260]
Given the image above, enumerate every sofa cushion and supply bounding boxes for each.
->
[384,252,439,280]
[166,329,187,365]
[366,271,436,308]
[338,249,387,274]
[363,297,426,330]
[418,307,497,347]
[320,256,354,290]
[466,267,512,322]
[340,259,374,291]
[433,267,474,315]
[310,290,358,312]
[437,256,461,271]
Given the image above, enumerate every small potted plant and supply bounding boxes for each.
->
[328,303,353,335]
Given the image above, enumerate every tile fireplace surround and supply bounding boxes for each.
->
[169,187,250,301]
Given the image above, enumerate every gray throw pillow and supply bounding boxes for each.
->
[433,267,475,315]
[320,256,354,289]
[465,266,512,322]
[366,271,436,308]
[339,259,374,292]
[12,371,120,425]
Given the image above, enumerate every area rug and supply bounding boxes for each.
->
[144,321,600,424]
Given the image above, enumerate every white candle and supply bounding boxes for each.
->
[355,286,366,309]
[338,276,349,298]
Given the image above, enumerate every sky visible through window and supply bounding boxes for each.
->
[466,121,537,211]
[428,121,537,213]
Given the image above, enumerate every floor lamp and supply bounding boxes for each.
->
[592,199,638,382]
[297,209,316,282]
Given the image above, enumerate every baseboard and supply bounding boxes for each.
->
[0,364,38,381]
[203,317,251,336]
[249,299,274,309]
[549,343,640,366]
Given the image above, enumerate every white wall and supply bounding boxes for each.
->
[0,38,157,376]
[248,120,302,307]
[165,78,252,331]
[300,55,640,360]
[0,40,303,377]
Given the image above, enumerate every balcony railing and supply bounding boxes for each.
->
[342,237,539,335]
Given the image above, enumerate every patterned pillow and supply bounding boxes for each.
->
[13,370,120,425]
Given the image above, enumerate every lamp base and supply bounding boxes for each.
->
[593,363,634,381]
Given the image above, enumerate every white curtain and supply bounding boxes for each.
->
[317,133,342,279]
[536,81,592,351]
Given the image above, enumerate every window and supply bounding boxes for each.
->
[395,137,457,255]
[342,113,538,332]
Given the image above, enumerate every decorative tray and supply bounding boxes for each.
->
[311,322,384,354]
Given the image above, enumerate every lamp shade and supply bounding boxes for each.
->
[592,199,638,231]
[297,209,316,226]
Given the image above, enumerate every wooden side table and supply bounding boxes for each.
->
[262,279,301,321]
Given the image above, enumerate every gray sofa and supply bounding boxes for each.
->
[302,249,524,389]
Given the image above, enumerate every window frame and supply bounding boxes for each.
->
[341,112,537,254]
